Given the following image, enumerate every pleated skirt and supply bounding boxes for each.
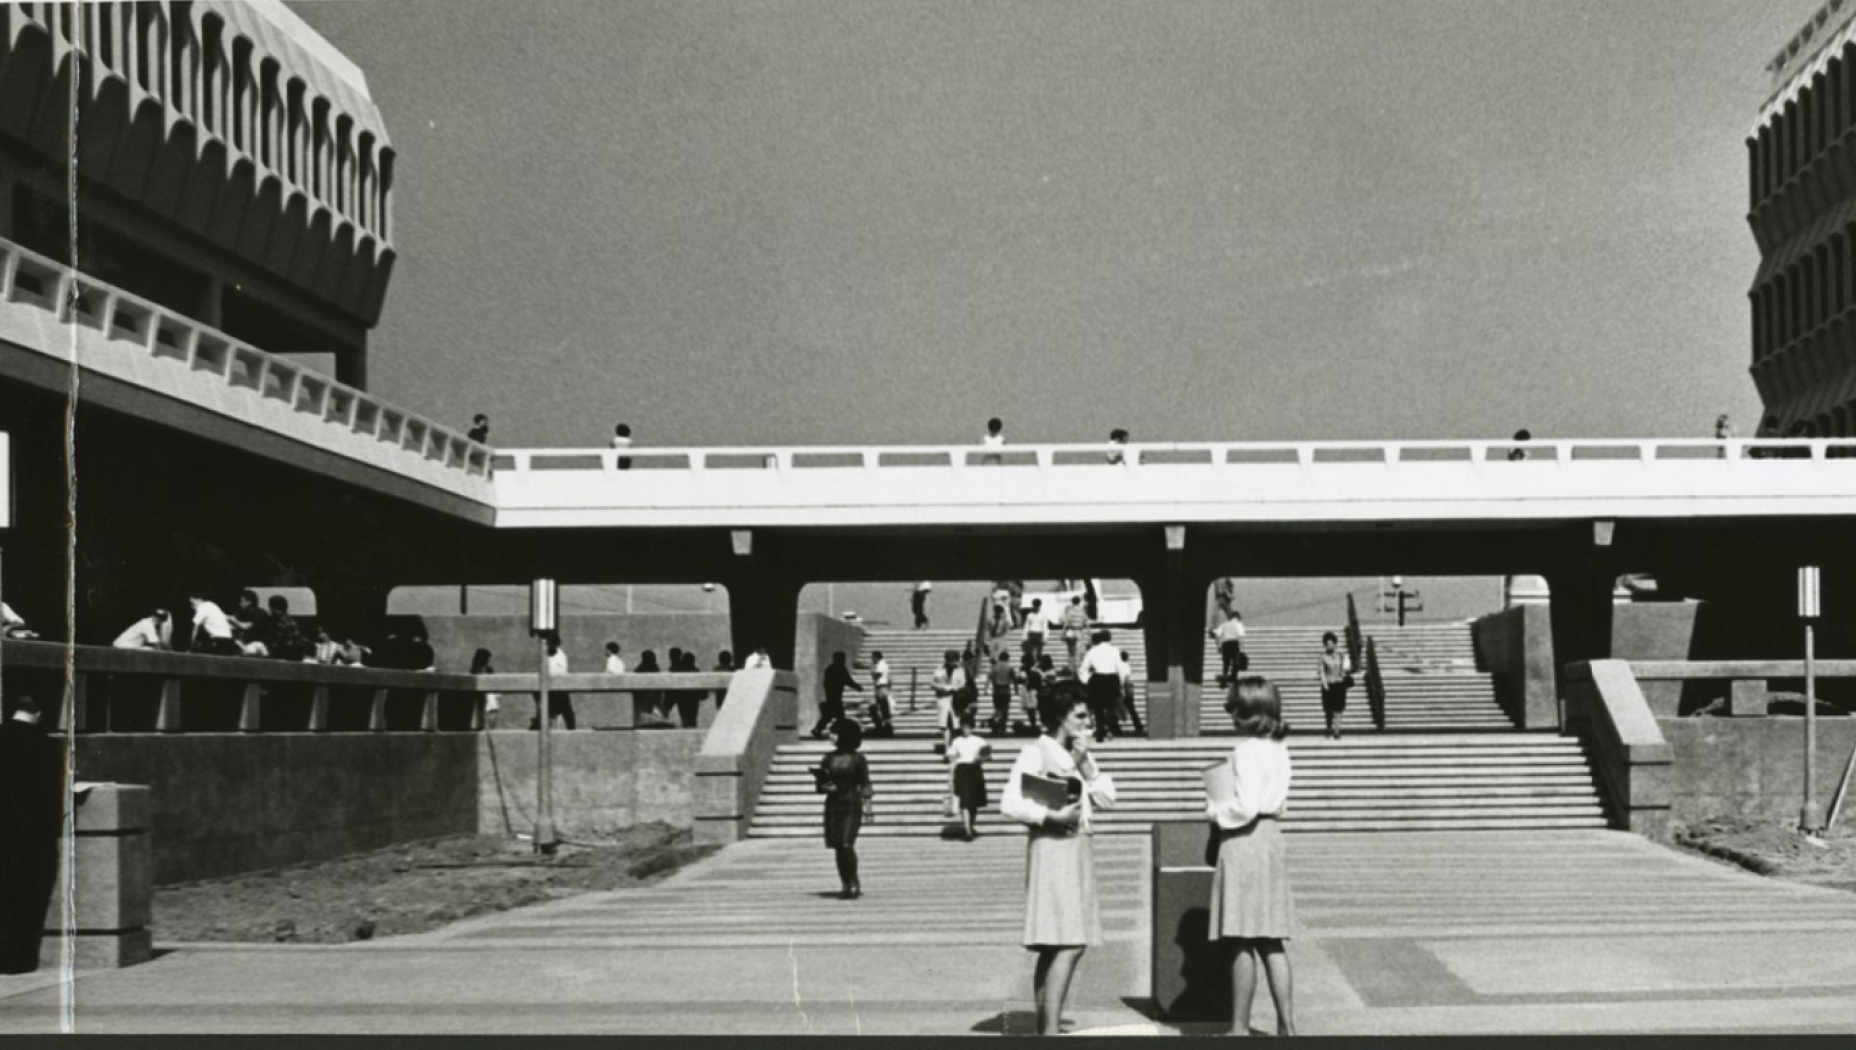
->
[1208,818,1294,940]
[1023,830,1100,948]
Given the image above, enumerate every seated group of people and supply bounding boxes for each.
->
[110,590,430,670]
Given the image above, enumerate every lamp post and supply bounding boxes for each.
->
[530,578,559,855]
[1799,567,1823,835]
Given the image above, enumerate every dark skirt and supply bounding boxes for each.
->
[824,796,863,849]
[1321,684,1349,715]
[953,762,987,810]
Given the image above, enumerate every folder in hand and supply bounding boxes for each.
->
[1019,771,1076,811]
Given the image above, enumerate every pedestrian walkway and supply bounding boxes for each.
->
[2,830,1854,1035]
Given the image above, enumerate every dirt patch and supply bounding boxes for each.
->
[1675,816,1856,890]
[153,823,718,944]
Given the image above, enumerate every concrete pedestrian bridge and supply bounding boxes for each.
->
[490,437,1856,529]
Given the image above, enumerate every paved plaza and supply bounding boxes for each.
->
[2,828,1855,1035]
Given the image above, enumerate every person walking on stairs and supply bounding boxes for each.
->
[912,581,932,629]
[1206,676,1296,1036]
[812,718,874,900]
[1001,680,1118,1037]
[813,651,862,739]
[945,709,990,840]
[932,649,968,753]
[1316,631,1352,740]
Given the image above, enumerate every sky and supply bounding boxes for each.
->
[293,0,1806,451]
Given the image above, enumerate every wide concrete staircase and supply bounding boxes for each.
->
[859,621,1509,736]
[1199,623,1512,733]
[769,619,1601,838]
[749,733,1607,838]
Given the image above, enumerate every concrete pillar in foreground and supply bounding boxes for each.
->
[42,783,154,970]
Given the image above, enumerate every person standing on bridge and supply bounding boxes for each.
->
[812,717,873,899]
[1001,679,1118,1036]
[982,416,1006,465]
[1316,631,1352,740]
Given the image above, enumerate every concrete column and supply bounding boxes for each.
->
[237,683,263,732]
[1139,525,1209,740]
[155,679,182,732]
[725,530,803,669]
[1547,522,1619,715]
[308,685,330,731]
[368,688,388,732]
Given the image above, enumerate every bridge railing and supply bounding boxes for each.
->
[492,437,1856,476]
[1,640,732,733]
[0,237,491,484]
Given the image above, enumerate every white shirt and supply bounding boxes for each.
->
[1206,738,1291,829]
[915,581,933,594]
[191,600,234,639]
[547,649,569,675]
[1024,612,1046,637]
[1,602,23,628]
[982,432,1005,447]
[947,734,988,765]
[872,658,891,688]
[741,652,772,670]
[113,616,173,650]
[1216,618,1248,643]
[1078,642,1122,681]
[1001,736,1116,833]
[605,654,627,674]
[611,435,634,450]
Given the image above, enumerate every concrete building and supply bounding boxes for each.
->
[0,1,394,388]
[1747,0,1856,438]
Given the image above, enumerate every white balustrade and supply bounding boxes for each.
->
[0,238,491,498]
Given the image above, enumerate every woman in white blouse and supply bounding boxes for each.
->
[1206,676,1296,1036]
[1000,679,1117,1036]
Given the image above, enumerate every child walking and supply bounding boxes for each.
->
[1206,676,1296,1036]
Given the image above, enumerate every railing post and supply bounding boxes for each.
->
[309,686,330,731]
[238,683,262,732]
[155,679,182,732]
[421,691,439,732]
[369,689,389,732]
[471,693,485,731]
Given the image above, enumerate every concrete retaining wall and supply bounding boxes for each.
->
[476,729,706,841]
[1472,604,1557,728]
[794,614,867,730]
[1661,717,1856,828]
[73,734,480,884]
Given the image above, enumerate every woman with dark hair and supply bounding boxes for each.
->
[1000,679,1118,1036]
[1316,631,1351,740]
[1207,676,1296,1036]
[813,718,874,899]
[470,648,501,729]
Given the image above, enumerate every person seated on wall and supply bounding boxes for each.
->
[407,633,437,672]
[254,595,308,661]
[112,607,173,650]
[337,635,371,666]
[1,602,40,640]
[228,590,269,654]
[187,593,241,656]
[312,626,342,664]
